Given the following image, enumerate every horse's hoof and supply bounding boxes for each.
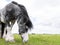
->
[5,39,15,42]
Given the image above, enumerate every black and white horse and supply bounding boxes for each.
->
[0,1,33,42]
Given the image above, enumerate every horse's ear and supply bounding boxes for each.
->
[12,1,18,5]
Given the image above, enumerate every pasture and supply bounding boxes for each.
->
[0,34,60,45]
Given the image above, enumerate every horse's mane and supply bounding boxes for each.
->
[12,1,33,29]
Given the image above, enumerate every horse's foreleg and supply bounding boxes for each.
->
[3,27,7,38]
[0,23,2,38]
[5,25,14,42]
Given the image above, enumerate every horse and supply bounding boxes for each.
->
[0,1,33,42]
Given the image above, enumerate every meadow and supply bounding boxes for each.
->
[0,34,60,45]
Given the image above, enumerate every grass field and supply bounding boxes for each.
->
[0,34,60,45]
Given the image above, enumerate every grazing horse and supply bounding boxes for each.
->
[0,1,33,42]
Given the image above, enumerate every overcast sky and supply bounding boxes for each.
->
[0,0,60,34]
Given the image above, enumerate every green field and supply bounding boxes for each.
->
[0,34,60,45]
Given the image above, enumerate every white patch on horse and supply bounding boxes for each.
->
[21,32,28,42]
[5,26,14,42]
[1,14,5,23]
[0,8,6,23]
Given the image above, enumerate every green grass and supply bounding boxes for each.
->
[0,34,60,45]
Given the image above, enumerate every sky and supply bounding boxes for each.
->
[0,0,60,34]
